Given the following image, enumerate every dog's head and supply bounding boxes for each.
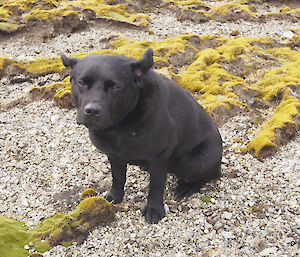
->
[60,49,154,130]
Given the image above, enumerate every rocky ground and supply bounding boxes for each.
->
[0,0,300,256]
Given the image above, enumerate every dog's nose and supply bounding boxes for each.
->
[84,103,102,116]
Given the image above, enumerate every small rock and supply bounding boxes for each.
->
[222,212,233,220]
[289,198,297,208]
[51,115,60,123]
[164,204,170,213]
[214,221,223,231]
[282,31,294,39]
[175,251,187,257]
[20,196,29,207]
[286,237,295,245]
[0,115,6,123]
[221,231,235,239]
[210,198,217,204]
[87,244,95,249]
[260,247,278,256]
[291,226,300,236]
[230,30,239,37]
[250,236,264,249]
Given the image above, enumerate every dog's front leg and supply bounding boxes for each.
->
[142,158,167,223]
[104,156,127,204]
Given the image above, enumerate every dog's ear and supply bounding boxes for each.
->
[131,48,154,79]
[60,53,79,68]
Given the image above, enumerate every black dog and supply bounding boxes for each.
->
[60,49,222,223]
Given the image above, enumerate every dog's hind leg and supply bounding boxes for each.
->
[175,162,221,199]
[173,140,222,199]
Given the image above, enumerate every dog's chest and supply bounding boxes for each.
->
[89,128,150,159]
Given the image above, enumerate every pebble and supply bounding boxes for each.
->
[221,211,232,220]
[260,247,278,256]
[282,30,294,39]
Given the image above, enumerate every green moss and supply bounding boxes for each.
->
[294,8,300,16]
[165,0,207,7]
[30,77,70,95]
[0,8,10,19]
[81,188,98,199]
[29,213,64,252]
[164,0,211,18]
[29,196,115,252]
[0,56,10,71]
[254,48,300,101]
[29,76,72,107]
[201,196,212,203]
[176,47,244,112]
[0,195,115,255]
[29,253,44,257]
[17,56,65,76]
[266,6,300,17]
[108,35,197,62]
[0,0,58,18]
[216,38,249,61]
[208,2,257,18]
[88,3,149,27]
[246,94,300,157]
[0,216,30,257]
[165,0,260,20]
[279,7,292,13]
[25,8,77,23]
[1,0,149,30]
[0,21,19,33]
[164,0,209,14]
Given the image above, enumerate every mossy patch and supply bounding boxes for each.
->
[29,253,44,257]
[16,56,65,76]
[0,0,149,36]
[0,56,10,71]
[29,196,115,252]
[81,188,98,199]
[166,0,300,22]
[280,7,292,13]
[255,47,300,101]
[0,216,30,257]
[201,196,212,203]
[245,94,300,158]
[208,2,257,18]
[164,0,211,21]
[0,190,115,256]
[166,0,259,21]
[0,21,19,33]
[29,76,73,107]
[177,47,244,113]
[0,196,115,256]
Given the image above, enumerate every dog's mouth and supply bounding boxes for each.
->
[76,114,112,130]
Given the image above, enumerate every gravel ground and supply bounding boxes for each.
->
[0,5,300,257]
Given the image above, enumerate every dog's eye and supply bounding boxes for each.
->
[112,84,122,90]
[78,80,87,88]
[104,80,122,91]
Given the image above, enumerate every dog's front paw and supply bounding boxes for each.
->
[104,191,123,204]
[142,204,165,224]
